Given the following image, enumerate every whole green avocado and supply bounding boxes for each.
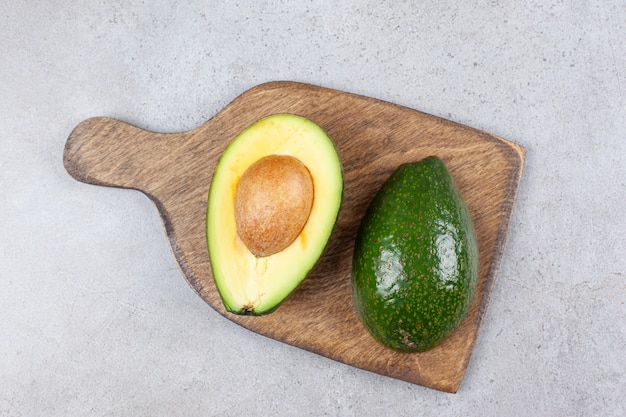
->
[352,156,479,352]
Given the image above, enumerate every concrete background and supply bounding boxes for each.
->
[1,1,624,416]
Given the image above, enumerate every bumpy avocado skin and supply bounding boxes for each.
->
[352,156,479,352]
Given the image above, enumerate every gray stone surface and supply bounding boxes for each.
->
[1,1,624,416]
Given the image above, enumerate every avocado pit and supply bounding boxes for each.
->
[234,154,314,257]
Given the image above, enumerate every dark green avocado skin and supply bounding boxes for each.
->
[352,156,479,352]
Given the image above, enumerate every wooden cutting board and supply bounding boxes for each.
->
[63,81,525,393]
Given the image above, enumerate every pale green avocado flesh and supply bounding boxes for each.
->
[207,114,343,315]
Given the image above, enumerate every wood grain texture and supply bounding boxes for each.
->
[63,81,525,393]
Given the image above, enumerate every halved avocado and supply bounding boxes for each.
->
[206,114,343,315]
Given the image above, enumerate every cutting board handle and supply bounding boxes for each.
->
[63,117,184,194]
